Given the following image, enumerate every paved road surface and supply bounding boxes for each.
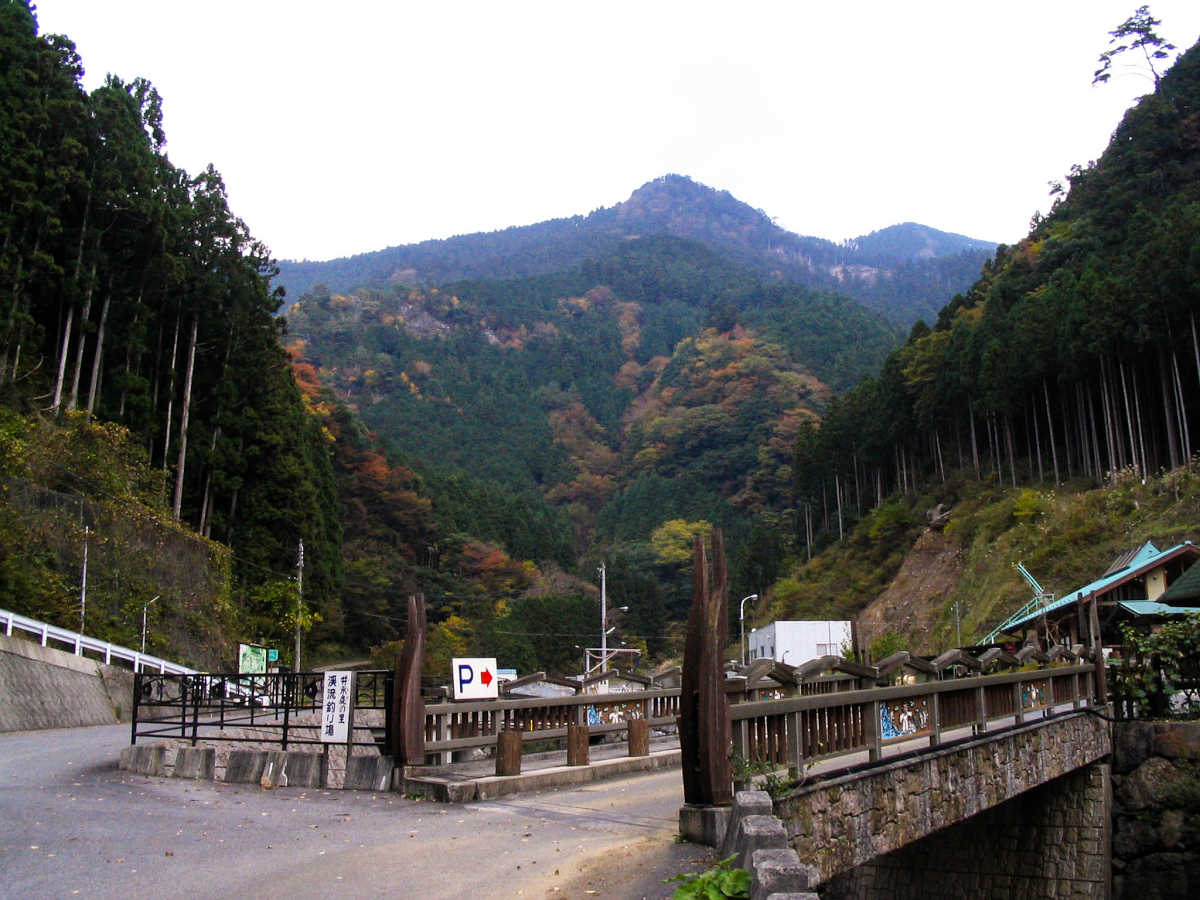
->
[0,724,713,899]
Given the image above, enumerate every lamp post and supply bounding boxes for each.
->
[141,595,160,655]
[739,594,759,667]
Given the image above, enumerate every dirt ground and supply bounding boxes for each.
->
[536,834,718,899]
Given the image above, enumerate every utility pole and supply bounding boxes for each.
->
[599,562,607,672]
[79,526,89,634]
[294,539,304,672]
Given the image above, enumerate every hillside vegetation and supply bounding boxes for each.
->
[763,463,1200,657]
[765,35,1200,657]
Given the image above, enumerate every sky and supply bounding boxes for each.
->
[32,1,1200,263]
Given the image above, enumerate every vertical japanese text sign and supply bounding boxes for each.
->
[320,670,355,743]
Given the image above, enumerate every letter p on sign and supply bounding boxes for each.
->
[452,657,499,700]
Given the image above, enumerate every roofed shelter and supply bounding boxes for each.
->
[993,540,1200,648]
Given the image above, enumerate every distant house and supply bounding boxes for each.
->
[501,671,581,699]
[579,668,651,695]
[747,620,851,666]
[993,540,1200,648]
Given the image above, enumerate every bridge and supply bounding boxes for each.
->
[722,656,1112,896]
[673,533,1116,898]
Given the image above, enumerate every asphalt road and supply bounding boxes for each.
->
[0,724,713,899]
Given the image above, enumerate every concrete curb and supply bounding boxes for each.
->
[400,747,681,802]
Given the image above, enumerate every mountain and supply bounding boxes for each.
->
[273,175,995,326]
[284,233,899,621]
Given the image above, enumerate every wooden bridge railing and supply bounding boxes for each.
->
[730,659,1099,780]
[420,688,682,765]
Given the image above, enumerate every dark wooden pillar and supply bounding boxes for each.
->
[567,724,589,765]
[391,593,427,766]
[496,729,522,776]
[1087,596,1108,705]
[628,718,650,756]
[679,530,732,806]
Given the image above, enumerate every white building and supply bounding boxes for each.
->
[748,620,851,665]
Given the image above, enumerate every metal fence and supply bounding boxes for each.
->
[131,670,391,752]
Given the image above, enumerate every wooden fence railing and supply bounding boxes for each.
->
[421,689,682,765]
[730,661,1099,779]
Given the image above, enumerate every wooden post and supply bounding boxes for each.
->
[391,594,427,767]
[928,692,941,747]
[1088,596,1108,706]
[1013,680,1024,725]
[679,530,732,807]
[786,711,803,779]
[628,718,650,757]
[567,724,589,765]
[865,699,881,762]
[975,684,988,734]
[496,728,522,776]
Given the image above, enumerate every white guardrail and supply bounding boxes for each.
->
[0,607,195,675]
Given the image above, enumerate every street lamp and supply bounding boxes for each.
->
[141,595,160,655]
[598,561,630,673]
[739,594,759,667]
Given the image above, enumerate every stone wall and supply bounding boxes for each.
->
[821,763,1111,899]
[774,711,1112,888]
[1111,721,1200,900]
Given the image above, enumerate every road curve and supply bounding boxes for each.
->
[0,724,709,899]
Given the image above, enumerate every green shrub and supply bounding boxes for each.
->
[667,855,751,899]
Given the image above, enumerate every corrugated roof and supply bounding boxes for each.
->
[1000,541,1199,631]
[1117,600,1200,617]
[1104,540,1157,576]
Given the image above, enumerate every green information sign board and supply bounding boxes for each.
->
[238,642,267,674]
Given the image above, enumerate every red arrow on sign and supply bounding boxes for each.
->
[480,668,493,687]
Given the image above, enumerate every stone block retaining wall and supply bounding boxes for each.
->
[774,711,1112,887]
[820,762,1111,899]
[1111,721,1200,900]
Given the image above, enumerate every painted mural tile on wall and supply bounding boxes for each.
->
[1022,681,1049,711]
[881,697,930,742]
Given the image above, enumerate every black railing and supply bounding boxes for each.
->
[131,670,390,751]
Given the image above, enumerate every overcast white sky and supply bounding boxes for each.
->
[33,1,1200,262]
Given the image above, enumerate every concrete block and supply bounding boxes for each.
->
[679,803,732,847]
[260,750,290,788]
[345,755,394,792]
[721,790,774,857]
[224,750,267,784]
[283,752,324,788]
[750,848,818,900]
[122,743,167,776]
[732,815,788,870]
[764,894,820,900]
[173,747,214,780]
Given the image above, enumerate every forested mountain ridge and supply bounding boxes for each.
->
[274,175,996,327]
[284,235,895,568]
[766,37,1200,651]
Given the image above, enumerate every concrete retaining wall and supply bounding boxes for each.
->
[0,633,133,731]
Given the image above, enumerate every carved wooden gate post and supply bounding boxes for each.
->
[679,529,732,811]
[391,593,426,766]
